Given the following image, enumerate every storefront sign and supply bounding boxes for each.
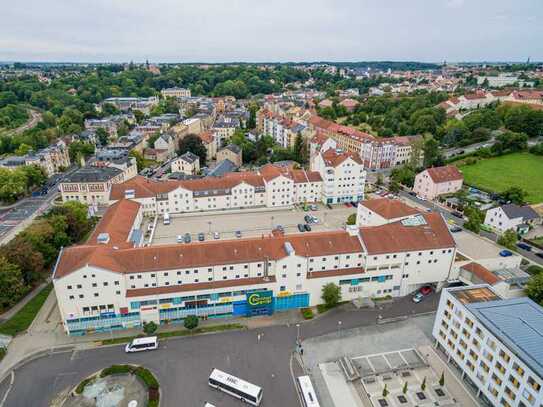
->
[247,290,273,308]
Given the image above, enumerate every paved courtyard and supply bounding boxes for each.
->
[149,204,357,245]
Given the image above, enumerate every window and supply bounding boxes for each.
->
[69,295,74,300]
[67,285,72,290]
[94,293,99,297]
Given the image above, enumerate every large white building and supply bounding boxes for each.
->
[109,163,323,215]
[161,87,191,98]
[433,285,543,407]
[310,147,366,204]
[484,204,540,235]
[53,202,456,335]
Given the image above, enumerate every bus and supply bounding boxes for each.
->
[297,376,320,407]
[208,368,263,406]
[163,212,170,225]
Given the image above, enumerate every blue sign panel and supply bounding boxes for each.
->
[246,290,273,316]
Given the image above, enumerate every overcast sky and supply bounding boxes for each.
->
[1,0,542,63]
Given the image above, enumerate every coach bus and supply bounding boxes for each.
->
[208,368,263,406]
[297,375,320,407]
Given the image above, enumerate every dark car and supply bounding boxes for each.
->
[408,191,417,197]
[183,233,192,244]
[326,203,333,210]
[499,249,513,257]
[198,232,205,242]
[304,215,312,223]
[536,252,543,259]
[351,201,358,207]
[235,230,242,238]
[297,224,305,232]
[304,223,312,232]
[449,225,462,233]
[275,225,284,233]
[516,242,532,251]
[451,211,463,219]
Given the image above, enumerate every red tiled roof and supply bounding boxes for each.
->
[199,131,214,144]
[321,148,363,166]
[87,199,141,248]
[339,98,359,107]
[54,230,363,279]
[361,198,420,220]
[425,166,463,183]
[359,213,455,255]
[462,262,500,285]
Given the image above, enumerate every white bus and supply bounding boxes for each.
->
[163,212,170,225]
[297,376,320,407]
[125,336,158,353]
[208,368,263,406]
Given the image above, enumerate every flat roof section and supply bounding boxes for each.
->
[467,297,543,380]
[449,286,500,305]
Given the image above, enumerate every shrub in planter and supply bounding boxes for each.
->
[301,307,314,319]
[100,364,133,377]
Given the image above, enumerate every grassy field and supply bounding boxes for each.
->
[459,153,543,204]
[0,284,53,337]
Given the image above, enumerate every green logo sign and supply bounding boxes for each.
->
[247,290,273,308]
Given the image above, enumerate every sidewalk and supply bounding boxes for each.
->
[0,281,50,322]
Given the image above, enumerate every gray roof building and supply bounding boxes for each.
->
[179,151,199,164]
[501,204,539,222]
[466,297,543,379]
[63,166,122,183]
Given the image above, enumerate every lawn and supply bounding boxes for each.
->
[458,153,543,204]
[0,284,53,337]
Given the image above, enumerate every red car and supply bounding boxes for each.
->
[412,286,433,303]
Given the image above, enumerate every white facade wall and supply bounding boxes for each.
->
[484,207,522,234]
[433,288,543,407]
[413,170,463,200]
[315,156,366,204]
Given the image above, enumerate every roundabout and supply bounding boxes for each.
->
[55,365,159,407]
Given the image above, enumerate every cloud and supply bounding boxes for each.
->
[446,0,465,8]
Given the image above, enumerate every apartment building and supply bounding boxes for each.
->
[310,148,366,204]
[0,140,70,177]
[84,118,118,136]
[260,110,312,149]
[212,117,239,147]
[53,206,455,335]
[171,152,200,175]
[102,97,159,114]
[216,144,242,167]
[161,87,191,98]
[413,166,464,200]
[433,285,543,407]
[60,167,125,205]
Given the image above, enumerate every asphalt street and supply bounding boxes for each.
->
[1,295,438,407]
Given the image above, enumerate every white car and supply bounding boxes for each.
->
[311,216,320,224]
[125,336,158,353]
[176,235,183,243]
[213,232,220,239]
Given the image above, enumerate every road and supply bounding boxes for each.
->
[0,294,439,407]
[0,167,78,244]
[5,109,42,136]
[398,191,543,266]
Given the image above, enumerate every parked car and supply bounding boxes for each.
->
[304,215,312,223]
[351,201,358,207]
[451,211,463,219]
[449,225,462,233]
[311,216,320,224]
[297,224,305,232]
[516,242,532,251]
[304,223,312,232]
[276,225,284,233]
[183,233,191,244]
[326,203,333,210]
[198,232,205,242]
[499,249,513,257]
[309,204,318,211]
[412,286,433,303]
[344,202,351,208]
[176,235,183,243]
[213,232,220,240]
[408,191,417,197]
[235,230,242,238]
[147,224,154,232]
[536,252,543,259]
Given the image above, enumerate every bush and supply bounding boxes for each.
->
[346,214,357,225]
[134,366,159,390]
[183,315,199,331]
[143,321,158,336]
[75,376,95,394]
[100,364,133,377]
[301,307,314,319]
[527,265,543,275]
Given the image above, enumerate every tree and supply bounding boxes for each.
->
[321,283,341,309]
[178,134,207,166]
[96,127,109,146]
[526,273,543,306]
[463,206,484,234]
[501,186,527,205]
[15,143,32,156]
[376,173,384,186]
[0,167,28,203]
[292,133,308,164]
[421,376,427,391]
[146,131,161,149]
[402,382,408,394]
[382,384,389,398]
[389,180,401,193]
[0,256,26,310]
[439,372,445,387]
[527,265,543,275]
[20,165,46,190]
[497,229,518,250]
[183,315,199,332]
[346,214,357,225]
[390,165,416,188]
[143,321,158,335]
[0,237,45,285]
[422,136,443,168]
[68,141,95,163]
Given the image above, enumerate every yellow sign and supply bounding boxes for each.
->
[247,292,273,307]
[219,297,232,303]
[277,291,291,297]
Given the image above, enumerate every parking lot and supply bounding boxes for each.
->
[149,204,357,245]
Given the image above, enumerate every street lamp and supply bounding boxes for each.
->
[296,323,300,342]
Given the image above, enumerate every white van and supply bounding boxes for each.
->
[204,403,216,407]
[125,336,158,353]
[163,212,171,225]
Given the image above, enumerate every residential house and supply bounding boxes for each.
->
[484,204,540,235]
[216,144,242,168]
[413,166,464,200]
[171,152,200,175]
